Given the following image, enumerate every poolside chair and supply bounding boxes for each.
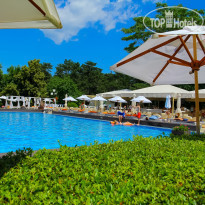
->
[161,113,168,120]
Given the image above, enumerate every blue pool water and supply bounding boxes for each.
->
[0,112,171,153]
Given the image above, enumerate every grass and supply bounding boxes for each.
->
[0,135,205,204]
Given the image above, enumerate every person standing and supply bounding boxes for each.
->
[136,103,141,125]
[118,110,125,123]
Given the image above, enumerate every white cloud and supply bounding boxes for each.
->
[142,0,166,3]
[42,0,139,44]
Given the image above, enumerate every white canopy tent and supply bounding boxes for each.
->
[0,0,62,29]
[99,89,131,98]
[190,89,205,99]
[111,26,205,134]
[120,85,191,98]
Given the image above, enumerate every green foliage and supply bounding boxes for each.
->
[173,124,189,131]
[79,61,103,95]
[122,3,205,53]
[48,76,81,103]
[55,59,81,79]
[41,62,52,83]
[15,59,47,97]
[0,148,33,178]
[170,133,205,141]
[0,83,19,96]
[0,67,4,92]
[4,66,21,84]
[0,58,149,100]
[1,136,205,204]
[67,101,78,107]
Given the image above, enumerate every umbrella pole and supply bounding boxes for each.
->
[172,97,175,115]
[193,34,200,135]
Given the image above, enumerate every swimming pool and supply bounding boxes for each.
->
[0,112,171,153]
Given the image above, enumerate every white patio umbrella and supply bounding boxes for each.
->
[77,95,91,109]
[165,95,171,109]
[109,96,127,110]
[63,96,77,101]
[91,96,107,111]
[131,96,152,103]
[77,95,91,101]
[109,96,127,103]
[0,0,62,29]
[63,96,77,111]
[91,96,107,101]
[111,26,205,134]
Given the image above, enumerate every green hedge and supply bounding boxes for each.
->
[170,132,205,141]
[1,136,205,204]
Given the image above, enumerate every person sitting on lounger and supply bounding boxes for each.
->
[80,102,85,110]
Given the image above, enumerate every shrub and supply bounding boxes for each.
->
[0,137,205,204]
[170,133,205,141]
[0,148,33,178]
[67,102,78,108]
[172,124,189,132]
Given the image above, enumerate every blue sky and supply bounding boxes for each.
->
[0,0,203,74]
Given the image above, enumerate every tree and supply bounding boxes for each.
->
[41,63,53,83]
[55,60,104,95]
[48,76,81,103]
[4,65,21,85]
[0,65,4,92]
[55,59,81,79]
[79,61,103,95]
[0,83,19,96]
[15,59,47,97]
[122,3,205,53]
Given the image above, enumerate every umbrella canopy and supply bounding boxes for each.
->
[165,95,171,109]
[111,26,205,85]
[0,0,62,29]
[120,85,191,98]
[111,26,205,134]
[77,95,91,101]
[0,96,7,100]
[109,96,127,103]
[98,89,131,98]
[91,96,107,101]
[63,96,77,102]
[131,96,152,103]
